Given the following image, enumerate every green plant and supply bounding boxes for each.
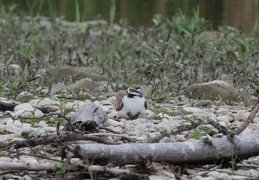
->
[48,0,57,21]
[167,7,209,38]
[154,107,170,120]
[39,91,74,134]
[191,128,203,139]
[75,0,81,22]
[181,115,198,121]
[231,150,238,172]
[242,91,252,107]
[26,0,43,17]
[152,14,162,26]
[52,162,63,175]
[110,0,116,26]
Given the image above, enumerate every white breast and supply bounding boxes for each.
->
[118,96,146,118]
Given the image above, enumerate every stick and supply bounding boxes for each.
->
[0,132,120,149]
[235,98,259,135]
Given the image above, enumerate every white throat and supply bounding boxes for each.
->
[127,89,141,96]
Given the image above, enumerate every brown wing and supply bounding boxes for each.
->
[114,90,127,111]
[144,100,148,110]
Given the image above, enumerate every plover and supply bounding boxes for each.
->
[114,84,147,120]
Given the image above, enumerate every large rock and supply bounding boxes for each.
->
[64,104,108,132]
[69,78,96,90]
[54,65,106,82]
[186,80,238,100]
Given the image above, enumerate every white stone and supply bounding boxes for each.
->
[192,176,212,180]
[64,100,89,110]
[234,110,249,121]
[155,125,170,133]
[253,117,259,123]
[218,173,231,180]
[149,175,175,180]
[110,126,123,133]
[218,121,228,128]
[28,98,59,108]
[8,64,21,77]
[14,103,33,112]
[124,124,136,132]
[182,107,205,114]
[0,124,6,133]
[22,123,32,127]
[16,92,35,103]
[248,169,259,177]
[5,120,22,134]
[31,129,45,136]
[43,126,56,132]
[107,111,118,119]
[21,126,34,134]
[21,126,45,137]
[102,106,110,113]
[136,123,155,132]
[185,168,197,175]
[101,99,113,105]
[216,115,232,126]
[207,171,219,178]
[23,175,32,180]
[104,119,123,127]
[231,175,248,180]
[175,134,186,141]
[35,121,48,128]
[13,120,23,127]
[156,112,170,119]
[15,108,44,118]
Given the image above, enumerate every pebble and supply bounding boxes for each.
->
[218,173,231,180]
[192,176,216,180]
[42,126,56,132]
[149,174,175,180]
[64,100,90,109]
[0,124,6,133]
[217,115,232,126]
[234,110,249,121]
[35,121,48,128]
[182,107,205,114]
[14,103,33,112]
[207,171,219,178]
[248,169,259,176]
[15,108,44,118]
[16,92,36,103]
[28,98,59,108]
[105,119,123,128]
[194,100,214,107]
[136,122,155,132]
[185,168,197,175]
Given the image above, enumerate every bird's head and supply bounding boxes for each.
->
[127,84,143,97]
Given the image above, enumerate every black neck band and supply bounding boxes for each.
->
[127,93,142,98]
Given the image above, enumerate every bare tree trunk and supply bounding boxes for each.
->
[76,132,259,166]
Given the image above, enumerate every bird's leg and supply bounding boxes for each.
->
[127,112,140,120]
[132,112,140,119]
[127,112,135,120]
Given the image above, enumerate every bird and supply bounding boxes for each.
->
[114,84,147,120]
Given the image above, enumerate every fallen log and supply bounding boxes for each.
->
[75,132,259,166]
